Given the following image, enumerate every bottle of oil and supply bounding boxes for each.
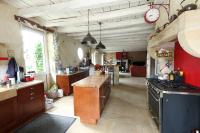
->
[169,71,174,81]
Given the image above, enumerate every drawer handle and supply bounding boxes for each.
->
[30,92,35,96]
[101,96,106,99]
[30,88,34,90]
[30,97,35,100]
[152,116,158,119]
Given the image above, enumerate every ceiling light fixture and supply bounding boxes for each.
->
[96,22,106,49]
[81,9,97,45]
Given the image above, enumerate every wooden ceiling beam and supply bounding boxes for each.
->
[18,0,147,18]
[71,30,152,38]
[45,4,149,27]
[67,26,153,37]
[56,17,146,32]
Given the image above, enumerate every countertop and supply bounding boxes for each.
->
[0,80,44,102]
[72,75,109,89]
[57,70,88,76]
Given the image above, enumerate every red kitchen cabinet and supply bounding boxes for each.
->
[116,52,128,60]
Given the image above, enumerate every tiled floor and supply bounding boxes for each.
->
[47,73,159,133]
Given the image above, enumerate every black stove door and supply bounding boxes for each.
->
[162,94,200,133]
[148,88,160,124]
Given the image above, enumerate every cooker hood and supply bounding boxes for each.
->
[148,10,200,59]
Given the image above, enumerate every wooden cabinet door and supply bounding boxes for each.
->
[17,87,32,122]
[56,75,70,95]
[30,83,45,115]
[17,83,45,123]
[99,85,105,113]
[0,97,17,133]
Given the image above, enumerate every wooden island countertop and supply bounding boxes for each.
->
[72,74,109,88]
[72,74,111,125]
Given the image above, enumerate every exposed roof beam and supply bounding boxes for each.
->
[102,41,147,44]
[89,40,147,45]
[67,26,153,37]
[104,46,146,51]
[75,34,148,40]
[105,45,146,47]
[104,47,147,52]
[103,40,147,43]
[71,30,152,38]
[45,4,149,27]
[57,17,146,32]
[83,39,147,43]
[18,0,146,18]
[105,46,146,49]
[104,45,146,49]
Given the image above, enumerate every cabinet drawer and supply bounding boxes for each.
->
[17,83,44,101]
[29,83,44,96]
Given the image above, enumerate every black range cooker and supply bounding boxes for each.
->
[147,79,200,133]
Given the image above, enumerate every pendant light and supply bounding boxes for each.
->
[81,9,97,45]
[96,22,106,49]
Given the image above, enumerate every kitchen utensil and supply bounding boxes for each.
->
[6,80,11,87]
[156,27,161,33]
[169,15,178,23]
[163,23,169,29]
[8,78,15,85]
[177,0,186,16]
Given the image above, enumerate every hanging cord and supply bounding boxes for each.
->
[99,22,102,41]
[88,9,90,32]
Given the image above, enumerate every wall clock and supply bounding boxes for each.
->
[144,8,160,23]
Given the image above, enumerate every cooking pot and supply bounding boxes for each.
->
[178,0,198,15]
[183,1,198,11]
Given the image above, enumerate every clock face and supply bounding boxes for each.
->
[145,8,160,23]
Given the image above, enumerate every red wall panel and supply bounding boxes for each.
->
[174,41,200,88]
[0,57,9,60]
[116,52,128,60]
[116,52,121,60]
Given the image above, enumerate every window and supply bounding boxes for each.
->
[21,27,45,73]
[78,48,83,60]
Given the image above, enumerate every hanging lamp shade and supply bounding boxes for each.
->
[96,41,105,49]
[81,9,97,45]
[81,32,97,44]
[96,22,106,49]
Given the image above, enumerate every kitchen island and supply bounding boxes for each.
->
[72,75,111,124]
[56,70,89,95]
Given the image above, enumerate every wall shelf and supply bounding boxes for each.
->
[0,57,9,61]
[148,10,200,58]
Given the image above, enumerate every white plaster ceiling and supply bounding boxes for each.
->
[3,0,155,52]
